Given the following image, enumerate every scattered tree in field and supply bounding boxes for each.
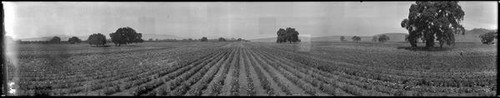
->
[148,38,153,42]
[479,31,497,44]
[218,37,226,41]
[68,36,82,44]
[340,36,346,42]
[49,36,61,43]
[200,37,208,42]
[237,38,243,41]
[352,36,361,42]
[378,35,390,42]
[372,36,378,42]
[109,27,143,46]
[276,27,300,43]
[88,33,107,46]
[276,28,286,43]
[401,1,465,48]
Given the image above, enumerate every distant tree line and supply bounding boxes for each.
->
[143,37,248,42]
[276,27,300,43]
[19,36,81,44]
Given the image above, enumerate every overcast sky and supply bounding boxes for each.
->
[4,2,498,39]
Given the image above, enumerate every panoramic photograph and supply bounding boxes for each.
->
[2,1,498,96]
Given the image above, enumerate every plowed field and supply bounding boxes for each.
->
[6,42,497,96]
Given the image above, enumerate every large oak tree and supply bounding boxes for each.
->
[401,1,465,48]
[109,27,143,46]
[276,27,300,43]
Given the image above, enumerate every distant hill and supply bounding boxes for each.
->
[250,35,375,42]
[374,33,409,42]
[250,28,497,43]
[455,28,497,42]
[20,35,87,41]
[19,33,184,41]
[141,33,184,40]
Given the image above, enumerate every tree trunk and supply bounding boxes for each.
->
[425,37,434,48]
[439,41,444,48]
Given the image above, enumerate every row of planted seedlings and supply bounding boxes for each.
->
[259,43,458,78]
[242,48,257,96]
[214,48,240,96]
[247,47,334,96]
[14,43,227,96]
[91,46,225,95]
[16,45,182,80]
[56,46,223,95]
[269,48,495,96]
[255,43,495,90]
[182,47,233,96]
[17,49,154,78]
[244,48,280,96]
[305,47,494,80]
[199,48,235,96]
[253,43,496,96]
[229,47,241,96]
[130,48,231,96]
[252,47,392,96]
[156,48,233,96]
[242,47,291,96]
[263,43,494,82]
[309,46,497,96]
[39,56,172,95]
[244,47,295,96]
[254,45,439,95]
[17,52,154,85]
[234,48,257,96]
[113,47,226,96]
[17,53,166,95]
[150,47,232,96]
[249,43,414,96]
[263,44,432,96]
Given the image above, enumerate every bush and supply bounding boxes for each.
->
[200,37,208,42]
[68,36,82,44]
[218,37,226,41]
[88,33,107,47]
[378,35,390,42]
[352,36,361,42]
[479,31,497,44]
[49,36,61,44]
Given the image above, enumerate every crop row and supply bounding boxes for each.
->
[262,43,493,80]
[250,43,496,94]
[127,48,229,96]
[251,43,495,89]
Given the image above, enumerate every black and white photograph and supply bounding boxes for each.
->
[2,1,498,96]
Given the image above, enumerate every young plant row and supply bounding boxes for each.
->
[137,48,231,96]
[254,43,495,90]
[129,48,229,96]
[251,43,496,96]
